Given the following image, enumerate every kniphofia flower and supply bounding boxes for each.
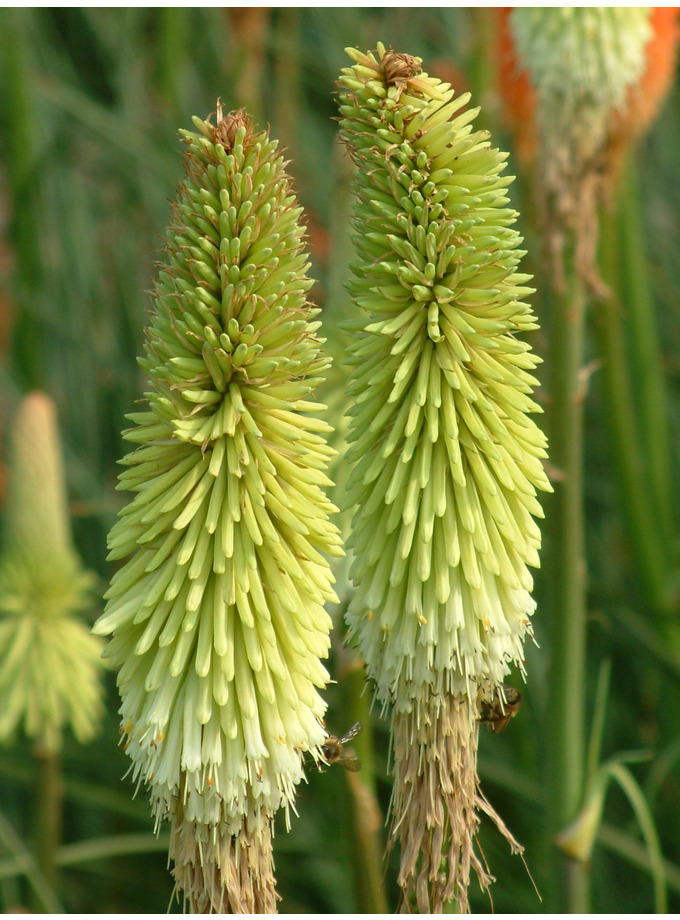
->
[500,7,678,289]
[93,106,343,912]
[337,43,551,911]
[0,392,103,753]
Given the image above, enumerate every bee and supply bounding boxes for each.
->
[320,721,363,772]
[479,686,522,734]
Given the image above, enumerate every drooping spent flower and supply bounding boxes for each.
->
[505,7,660,289]
[0,392,104,753]
[337,44,551,911]
[92,105,343,912]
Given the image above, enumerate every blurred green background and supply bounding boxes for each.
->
[1,6,680,913]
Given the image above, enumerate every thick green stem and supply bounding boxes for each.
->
[228,7,269,123]
[546,270,590,913]
[33,744,62,900]
[272,8,301,157]
[338,651,388,914]
[466,8,496,128]
[564,857,590,913]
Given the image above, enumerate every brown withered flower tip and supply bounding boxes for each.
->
[212,103,252,150]
[381,50,422,87]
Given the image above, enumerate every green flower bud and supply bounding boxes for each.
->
[0,392,104,753]
[93,106,343,912]
[337,44,551,911]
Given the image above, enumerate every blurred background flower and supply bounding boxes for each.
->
[0,391,103,753]
[0,391,104,906]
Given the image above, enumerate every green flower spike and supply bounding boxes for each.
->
[510,7,653,288]
[0,392,103,753]
[337,44,551,912]
[92,105,343,913]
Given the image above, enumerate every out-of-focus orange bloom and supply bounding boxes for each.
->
[497,7,680,291]
[497,6,680,169]
[304,208,331,270]
[496,7,537,165]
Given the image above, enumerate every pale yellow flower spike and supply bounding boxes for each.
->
[338,45,551,911]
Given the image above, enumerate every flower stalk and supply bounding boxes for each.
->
[337,43,550,911]
[545,268,589,912]
[337,649,387,914]
[33,742,63,892]
[93,105,342,912]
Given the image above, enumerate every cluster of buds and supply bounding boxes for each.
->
[337,43,550,911]
[93,106,342,912]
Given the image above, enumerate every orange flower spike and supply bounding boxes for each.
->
[498,7,680,168]
[499,8,676,290]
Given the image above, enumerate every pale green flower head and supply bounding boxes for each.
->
[93,106,342,904]
[0,392,104,753]
[337,43,551,716]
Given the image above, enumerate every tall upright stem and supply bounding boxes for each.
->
[338,651,388,914]
[157,7,190,114]
[33,743,62,902]
[546,270,590,912]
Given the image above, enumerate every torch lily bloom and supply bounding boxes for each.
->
[93,106,343,913]
[337,44,551,911]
